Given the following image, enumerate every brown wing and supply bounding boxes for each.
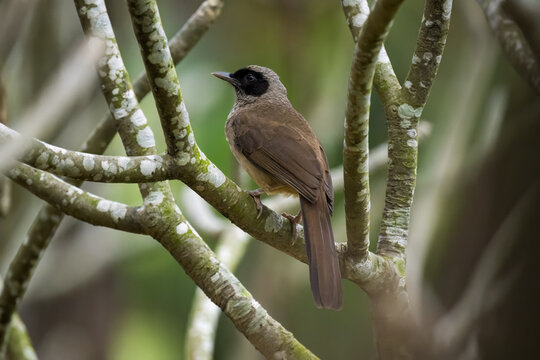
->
[231,109,326,204]
[319,144,334,215]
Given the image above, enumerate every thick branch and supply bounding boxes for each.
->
[127,0,194,157]
[378,0,452,259]
[186,225,250,360]
[343,0,406,260]
[1,122,175,183]
[341,0,402,105]
[3,108,428,289]
[476,0,540,93]
[132,0,224,98]
[6,163,142,233]
[76,0,158,160]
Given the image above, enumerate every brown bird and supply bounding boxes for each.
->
[213,65,342,310]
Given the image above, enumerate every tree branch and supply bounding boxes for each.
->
[0,0,224,354]
[185,225,250,360]
[127,0,194,157]
[476,0,540,94]
[1,123,175,183]
[403,0,453,106]
[343,0,406,260]
[504,0,540,62]
[6,163,142,233]
[341,0,402,105]
[377,0,452,260]
[131,0,224,98]
[0,276,37,360]
[76,0,159,159]
[4,105,429,291]
[5,315,38,360]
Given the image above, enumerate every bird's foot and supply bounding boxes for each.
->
[248,189,265,219]
[282,211,302,244]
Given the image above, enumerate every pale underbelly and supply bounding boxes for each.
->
[228,141,297,196]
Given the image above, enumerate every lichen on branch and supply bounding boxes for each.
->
[341,0,402,105]
[343,0,406,260]
[378,0,453,260]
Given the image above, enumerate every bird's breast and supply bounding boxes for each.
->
[225,115,297,196]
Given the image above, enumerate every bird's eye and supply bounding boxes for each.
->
[245,73,256,82]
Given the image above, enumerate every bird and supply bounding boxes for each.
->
[212,65,342,310]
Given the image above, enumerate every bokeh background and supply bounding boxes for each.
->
[1,0,538,359]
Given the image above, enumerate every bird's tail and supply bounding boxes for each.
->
[300,188,342,310]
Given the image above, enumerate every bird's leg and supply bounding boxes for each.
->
[282,211,302,243]
[247,188,265,219]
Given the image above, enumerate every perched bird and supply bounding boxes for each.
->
[213,65,342,310]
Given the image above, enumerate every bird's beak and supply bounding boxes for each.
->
[212,71,240,87]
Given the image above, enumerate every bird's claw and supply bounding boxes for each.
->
[248,189,265,219]
[282,211,302,244]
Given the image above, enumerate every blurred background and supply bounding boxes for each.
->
[0,0,538,359]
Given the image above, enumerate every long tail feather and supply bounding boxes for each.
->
[300,188,342,310]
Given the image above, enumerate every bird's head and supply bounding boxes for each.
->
[212,65,287,104]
